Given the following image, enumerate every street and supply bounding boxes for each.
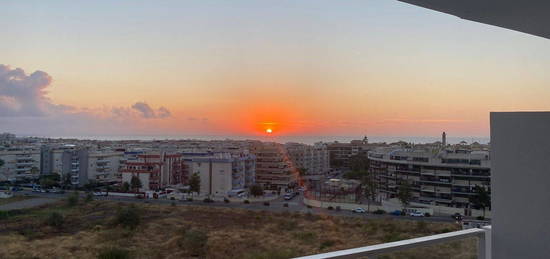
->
[11,190,458,223]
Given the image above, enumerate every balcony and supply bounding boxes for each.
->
[295,226,491,259]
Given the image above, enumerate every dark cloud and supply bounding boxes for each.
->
[130,102,171,119]
[0,64,53,116]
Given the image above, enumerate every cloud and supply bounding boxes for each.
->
[109,102,172,119]
[130,102,171,119]
[0,64,54,116]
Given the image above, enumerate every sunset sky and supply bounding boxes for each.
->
[2,0,550,139]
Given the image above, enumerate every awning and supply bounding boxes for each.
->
[399,0,550,39]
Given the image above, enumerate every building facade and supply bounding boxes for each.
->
[250,142,297,190]
[184,152,256,197]
[285,142,330,176]
[368,147,491,209]
[327,137,370,169]
[121,152,188,191]
[0,147,41,181]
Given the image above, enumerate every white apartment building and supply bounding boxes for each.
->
[86,151,124,183]
[0,146,41,181]
[184,152,256,197]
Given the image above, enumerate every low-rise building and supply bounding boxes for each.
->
[183,152,256,197]
[120,152,188,191]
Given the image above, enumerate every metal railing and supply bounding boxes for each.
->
[294,226,491,259]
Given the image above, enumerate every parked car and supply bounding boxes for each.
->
[390,210,402,216]
[284,192,298,200]
[49,188,65,194]
[352,208,366,213]
[409,211,425,217]
[452,213,463,220]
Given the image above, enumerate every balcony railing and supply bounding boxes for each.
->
[294,226,491,259]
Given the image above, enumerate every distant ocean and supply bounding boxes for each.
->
[30,135,490,145]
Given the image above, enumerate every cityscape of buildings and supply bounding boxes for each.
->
[0,132,491,213]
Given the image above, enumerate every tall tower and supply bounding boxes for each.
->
[442,132,447,146]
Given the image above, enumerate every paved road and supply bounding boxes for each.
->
[12,190,458,223]
[0,197,57,211]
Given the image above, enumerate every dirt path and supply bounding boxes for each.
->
[0,198,57,211]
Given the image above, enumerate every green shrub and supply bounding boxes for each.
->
[476,216,485,220]
[186,197,193,202]
[373,209,386,214]
[171,201,176,206]
[319,239,336,250]
[277,219,298,231]
[45,212,64,228]
[243,249,297,259]
[327,206,334,210]
[97,247,130,259]
[114,205,141,229]
[180,229,208,256]
[85,192,94,203]
[0,210,10,220]
[292,231,316,242]
[363,222,379,234]
[224,198,230,203]
[283,203,288,207]
[382,232,403,242]
[244,200,250,204]
[415,221,428,233]
[67,192,79,207]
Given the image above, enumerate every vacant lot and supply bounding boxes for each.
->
[0,196,34,206]
[0,200,476,259]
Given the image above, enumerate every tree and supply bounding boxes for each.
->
[349,155,369,172]
[250,184,264,197]
[470,185,491,218]
[397,181,412,210]
[0,159,4,168]
[189,173,201,195]
[30,166,39,175]
[362,172,378,212]
[39,174,60,189]
[130,175,142,192]
[83,179,99,191]
[121,182,130,192]
[62,173,72,189]
[297,168,308,176]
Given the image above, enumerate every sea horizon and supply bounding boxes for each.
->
[20,134,490,145]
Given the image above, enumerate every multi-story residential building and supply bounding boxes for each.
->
[0,146,41,181]
[285,142,330,175]
[368,146,491,210]
[184,152,256,197]
[61,148,89,187]
[250,141,296,191]
[327,137,370,169]
[120,152,188,191]
[87,151,124,183]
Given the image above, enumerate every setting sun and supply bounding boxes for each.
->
[266,128,273,134]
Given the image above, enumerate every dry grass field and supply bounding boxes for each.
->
[0,199,476,259]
